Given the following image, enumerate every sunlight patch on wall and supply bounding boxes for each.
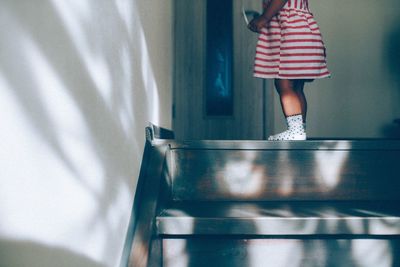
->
[0,0,169,266]
[139,34,161,126]
[118,45,135,134]
[134,4,161,126]
[22,36,106,195]
[50,0,113,102]
[63,0,91,21]
[0,84,100,246]
[115,0,134,33]
[50,0,161,127]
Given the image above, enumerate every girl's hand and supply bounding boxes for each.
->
[248,0,288,33]
[248,16,269,33]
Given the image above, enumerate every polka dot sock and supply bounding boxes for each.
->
[268,114,307,141]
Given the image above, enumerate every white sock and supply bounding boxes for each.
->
[268,114,306,141]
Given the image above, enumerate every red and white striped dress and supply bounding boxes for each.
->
[254,0,330,80]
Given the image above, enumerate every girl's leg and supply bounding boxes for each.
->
[293,80,307,123]
[274,79,302,116]
[268,79,306,140]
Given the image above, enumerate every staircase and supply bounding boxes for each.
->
[122,126,400,267]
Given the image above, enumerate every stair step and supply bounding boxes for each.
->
[157,201,400,236]
[162,238,400,267]
[169,140,400,201]
[125,130,400,267]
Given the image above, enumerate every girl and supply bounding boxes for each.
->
[248,0,330,140]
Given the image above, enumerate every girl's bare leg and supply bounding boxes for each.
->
[274,79,302,116]
[294,80,307,123]
[268,79,306,140]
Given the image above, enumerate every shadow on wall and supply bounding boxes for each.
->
[0,239,106,267]
[382,20,400,138]
[0,0,162,266]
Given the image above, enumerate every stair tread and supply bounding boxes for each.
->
[157,201,400,236]
[168,139,400,150]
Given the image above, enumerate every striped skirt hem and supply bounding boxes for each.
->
[253,8,330,80]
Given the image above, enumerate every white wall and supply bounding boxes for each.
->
[0,1,172,267]
[273,0,400,138]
